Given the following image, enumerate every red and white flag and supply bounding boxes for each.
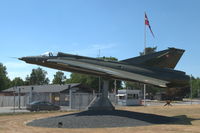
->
[145,13,155,38]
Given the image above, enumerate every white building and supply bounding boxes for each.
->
[117,89,142,106]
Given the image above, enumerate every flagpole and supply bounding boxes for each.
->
[144,12,146,106]
[144,15,146,54]
[190,74,193,105]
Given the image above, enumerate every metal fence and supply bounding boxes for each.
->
[0,96,28,107]
[70,93,94,110]
[0,93,117,110]
[70,93,117,110]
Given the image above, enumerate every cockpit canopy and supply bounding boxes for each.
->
[41,52,58,57]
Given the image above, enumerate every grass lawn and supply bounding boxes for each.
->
[0,105,200,133]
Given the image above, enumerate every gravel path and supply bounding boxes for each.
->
[27,110,177,128]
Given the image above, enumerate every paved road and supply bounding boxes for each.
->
[0,107,29,114]
[144,99,200,106]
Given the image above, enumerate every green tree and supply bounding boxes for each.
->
[140,46,157,55]
[98,56,118,61]
[0,63,10,90]
[24,75,30,85]
[165,87,190,100]
[125,81,143,90]
[52,71,66,84]
[190,76,200,98]
[25,67,49,85]
[66,73,99,89]
[11,77,24,87]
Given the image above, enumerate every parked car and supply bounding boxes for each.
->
[26,101,60,111]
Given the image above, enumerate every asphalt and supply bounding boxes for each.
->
[0,107,29,114]
[27,110,178,128]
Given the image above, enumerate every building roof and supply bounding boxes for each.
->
[118,89,141,94]
[2,83,81,93]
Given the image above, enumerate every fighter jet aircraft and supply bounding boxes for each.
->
[19,47,190,89]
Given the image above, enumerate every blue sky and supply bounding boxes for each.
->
[0,0,199,81]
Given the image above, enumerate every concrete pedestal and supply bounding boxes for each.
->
[88,80,115,111]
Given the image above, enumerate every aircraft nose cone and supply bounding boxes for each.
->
[18,57,25,61]
[18,57,30,62]
[19,56,48,64]
[18,56,36,63]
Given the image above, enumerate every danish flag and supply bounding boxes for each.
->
[145,13,155,38]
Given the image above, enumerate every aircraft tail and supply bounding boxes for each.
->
[120,48,185,69]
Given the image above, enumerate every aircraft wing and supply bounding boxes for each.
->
[48,59,169,88]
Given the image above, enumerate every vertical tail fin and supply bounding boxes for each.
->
[120,48,185,69]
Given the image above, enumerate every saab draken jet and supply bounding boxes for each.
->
[19,48,190,89]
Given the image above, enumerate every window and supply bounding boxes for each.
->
[127,94,139,99]
[41,52,58,57]
[127,94,133,99]
[135,94,139,99]
[119,96,125,100]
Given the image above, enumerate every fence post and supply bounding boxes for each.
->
[30,87,34,103]
[69,89,72,109]
[18,88,21,109]
[13,86,16,113]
